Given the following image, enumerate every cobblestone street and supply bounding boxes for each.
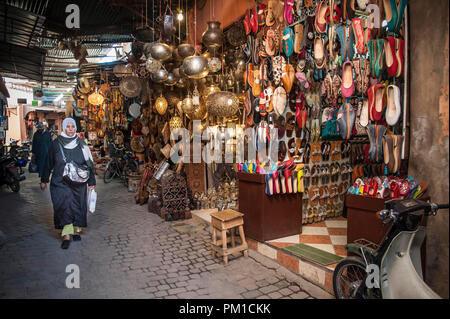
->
[0,174,333,299]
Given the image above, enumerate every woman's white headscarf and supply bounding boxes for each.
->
[59,117,94,168]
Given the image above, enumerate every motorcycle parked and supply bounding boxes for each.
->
[8,139,29,176]
[0,152,22,192]
[333,199,449,299]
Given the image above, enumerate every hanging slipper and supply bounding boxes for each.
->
[273,86,287,116]
[264,29,276,56]
[341,60,355,98]
[266,0,276,27]
[282,27,294,58]
[286,112,295,138]
[257,3,267,27]
[294,24,304,54]
[265,86,275,112]
[259,92,268,117]
[281,63,295,93]
[272,55,285,86]
[252,69,262,97]
[243,9,252,35]
[313,36,327,69]
[314,1,329,34]
[305,16,315,46]
[352,18,366,55]
[284,0,295,24]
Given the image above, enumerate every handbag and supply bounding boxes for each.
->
[28,154,38,173]
[59,144,90,185]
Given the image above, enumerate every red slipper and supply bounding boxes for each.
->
[315,1,329,34]
[251,7,258,34]
[395,38,405,77]
[352,18,366,55]
[384,36,398,77]
[243,9,251,35]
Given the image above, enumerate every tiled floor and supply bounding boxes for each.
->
[267,217,348,265]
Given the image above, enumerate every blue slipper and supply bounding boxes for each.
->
[282,27,294,58]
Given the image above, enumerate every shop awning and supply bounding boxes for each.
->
[23,104,65,117]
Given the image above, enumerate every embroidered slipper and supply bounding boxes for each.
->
[284,0,295,24]
[352,18,366,55]
[257,4,267,27]
[282,27,294,58]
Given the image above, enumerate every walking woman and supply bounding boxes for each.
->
[40,118,96,249]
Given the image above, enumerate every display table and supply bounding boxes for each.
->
[237,172,302,242]
[345,194,429,278]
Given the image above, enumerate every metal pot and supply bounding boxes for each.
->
[133,26,158,43]
[149,42,173,62]
[202,21,224,50]
[151,68,168,83]
[165,72,177,86]
[119,76,142,97]
[145,57,162,73]
[177,43,196,58]
[182,55,209,79]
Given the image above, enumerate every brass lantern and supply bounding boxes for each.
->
[206,91,239,117]
[169,116,183,131]
[181,94,194,114]
[88,91,104,106]
[155,95,168,115]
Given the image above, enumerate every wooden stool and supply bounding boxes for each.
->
[211,209,248,264]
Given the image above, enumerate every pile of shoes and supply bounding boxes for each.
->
[348,176,428,200]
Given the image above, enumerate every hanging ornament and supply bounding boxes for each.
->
[155,95,168,115]
[145,57,162,73]
[169,116,183,131]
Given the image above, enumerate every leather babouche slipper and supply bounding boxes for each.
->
[266,0,276,27]
[372,84,386,121]
[383,0,398,32]
[264,29,276,56]
[285,112,296,138]
[313,36,327,69]
[341,60,355,98]
[279,140,287,163]
[352,18,366,55]
[294,23,304,54]
[282,64,295,93]
[315,1,329,34]
[382,134,395,170]
[272,55,286,87]
[282,27,295,58]
[274,114,286,139]
[385,84,401,126]
[336,23,355,63]
[284,0,295,24]
[273,86,287,116]
[252,70,262,97]
[395,37,405,77]
[384,36,398,77]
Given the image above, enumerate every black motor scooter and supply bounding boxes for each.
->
[0,151,22,192]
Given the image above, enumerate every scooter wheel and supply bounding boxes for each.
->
[9,180,20,192]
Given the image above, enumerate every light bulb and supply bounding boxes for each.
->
[177,11,184,21]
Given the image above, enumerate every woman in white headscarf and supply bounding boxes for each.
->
[40,118,96,249]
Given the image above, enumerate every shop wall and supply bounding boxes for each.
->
[408,0,449,298]
[5,104,26,144]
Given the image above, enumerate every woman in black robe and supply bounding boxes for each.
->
[40,118,96,249]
